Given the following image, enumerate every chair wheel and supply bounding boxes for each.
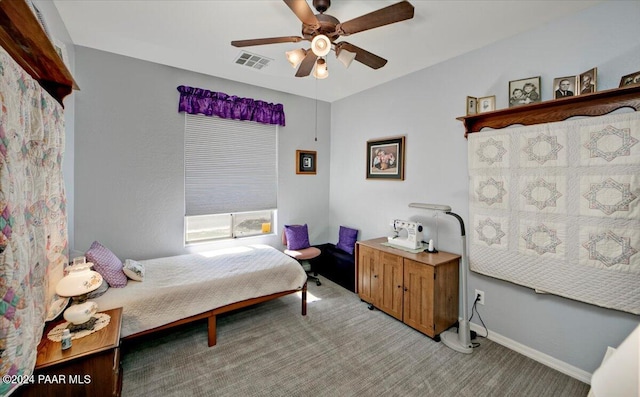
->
[316,280,322,286]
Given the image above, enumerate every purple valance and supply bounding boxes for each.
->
[177,85,285,126]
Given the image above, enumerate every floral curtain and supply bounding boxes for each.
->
[0,47,68,396]
[177,85,285,126]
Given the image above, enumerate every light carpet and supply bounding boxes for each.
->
[121,278,590,397]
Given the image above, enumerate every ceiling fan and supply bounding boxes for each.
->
[231,0,415,78]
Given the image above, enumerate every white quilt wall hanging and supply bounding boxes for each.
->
[468,111,639,314]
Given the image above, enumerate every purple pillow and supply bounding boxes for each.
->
[284,224,311,250]
[85,241,128,288]
[336,226,358,255]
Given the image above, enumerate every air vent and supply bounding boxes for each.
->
[234,51,272,70]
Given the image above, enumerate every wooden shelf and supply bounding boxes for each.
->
[0,0,78,105]
[457,85,640,137]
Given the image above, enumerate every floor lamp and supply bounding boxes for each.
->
[409,203,474,354]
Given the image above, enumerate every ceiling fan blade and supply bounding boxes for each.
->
[335,42,387,69]
[337,1,414,36]
[283,0,319,27]
[295,51,318,77]
[231,36,304,47]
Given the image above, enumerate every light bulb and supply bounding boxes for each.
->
[285,48,307,68]
[336,48,356,68]
[313,58,328,79]
[311,35,331,57]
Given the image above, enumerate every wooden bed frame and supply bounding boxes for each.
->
[122,283,307,347]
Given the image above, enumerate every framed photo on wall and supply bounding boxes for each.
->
[553,76,577,99]
[509,76,541,107]
[578,67,597,95]
[296,150,316,175]
[477,96,496,113]
[366,135,405,180]
[466,96,477,115]
[619,70,640,87]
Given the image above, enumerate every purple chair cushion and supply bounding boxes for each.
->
[284,224,311,250]
[336,226,358,255]
[85,241,128,288]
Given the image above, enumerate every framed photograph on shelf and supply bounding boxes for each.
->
[578,67,597,95]
[466,96,477,115]
[509,76,541,107]
[619,70,640,87]
[553,76,577,99]
[366,136,405,180]
[296,150,316,175]
[477,96,496,113]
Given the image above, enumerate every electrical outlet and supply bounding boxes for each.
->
[475,289,485,305]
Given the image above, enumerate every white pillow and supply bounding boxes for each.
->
[123,259,145,281]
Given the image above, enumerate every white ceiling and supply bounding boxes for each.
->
[53,0,602,103]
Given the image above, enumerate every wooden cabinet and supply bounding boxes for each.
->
[356,238,460,338]
[18,308,123,397]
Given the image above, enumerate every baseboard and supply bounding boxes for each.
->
[469,322,592,385]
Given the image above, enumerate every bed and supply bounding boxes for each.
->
[92,244,308,347]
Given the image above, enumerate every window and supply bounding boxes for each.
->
[184,114,277,244]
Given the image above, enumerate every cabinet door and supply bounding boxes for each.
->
[403,259,435,337]
[357,245,379,304]
[378,252,404,320]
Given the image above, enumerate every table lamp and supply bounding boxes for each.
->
[55,257,103,331]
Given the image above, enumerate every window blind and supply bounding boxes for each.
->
[185,114,277,216]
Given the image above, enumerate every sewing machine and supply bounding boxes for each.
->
[387,219,424,250]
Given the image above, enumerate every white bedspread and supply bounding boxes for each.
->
[93,244,307,337]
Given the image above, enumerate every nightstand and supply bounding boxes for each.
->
[18,307,123,397]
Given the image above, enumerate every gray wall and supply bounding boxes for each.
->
[73,47,331,259]
[33,0,76,248]
[329,1,639,375]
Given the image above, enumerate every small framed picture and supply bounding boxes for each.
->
[553,76,577,99]
[578,67,597,95]
[619,70,640,87]
[296,150,316,175]
[466,96,477,115]
[509,76,541,107]
[366,135,405,180]
[477,96,496,113]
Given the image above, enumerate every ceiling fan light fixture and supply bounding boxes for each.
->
[336,48,356,68]
[311,34,331,57]
[285,48,307,68]
[313,58,329,79]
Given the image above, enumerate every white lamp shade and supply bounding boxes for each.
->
[311,35,331,57]
[285,48,307,68]
[56,263,103,297]
[313,58,329,79]
[336,48,356,68]
[63,301,98,325]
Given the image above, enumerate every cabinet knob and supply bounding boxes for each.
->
[404,287,408,292]
[397,285,402,289]
[373,274,378,278]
